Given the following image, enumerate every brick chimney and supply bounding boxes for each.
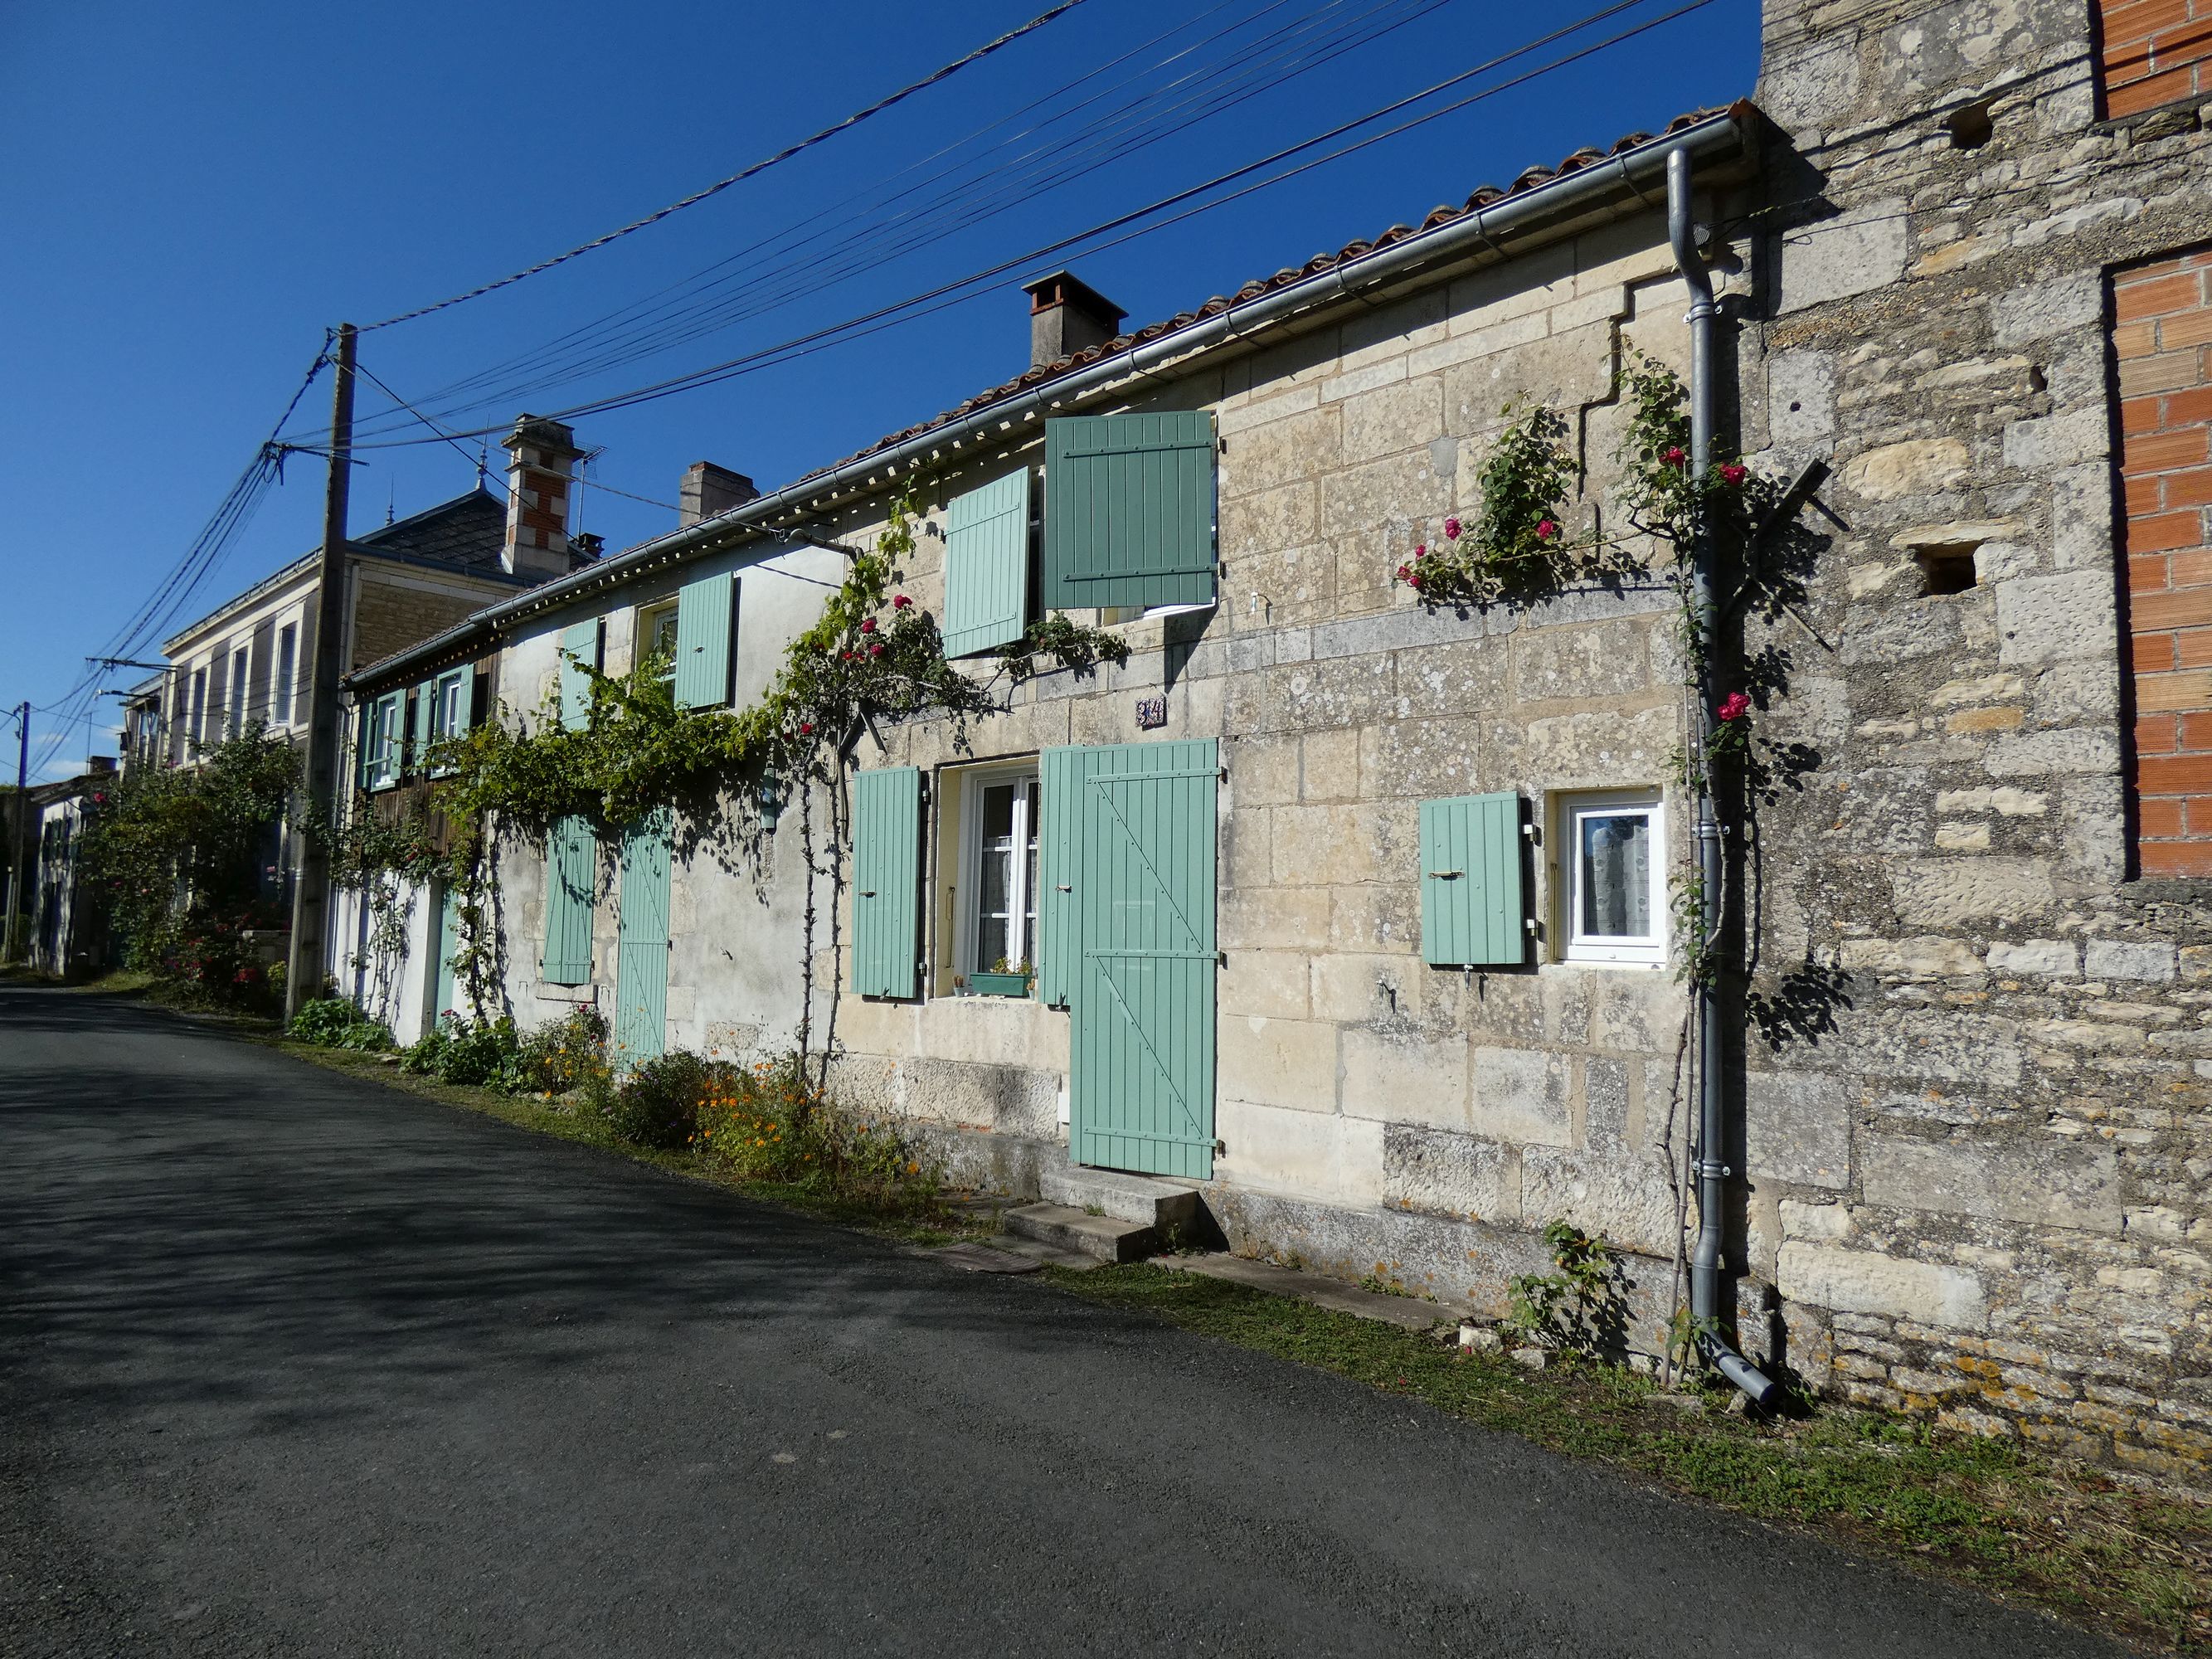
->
[679,462,759,528]
[501,415,584,578]
[1022,270,1126,370]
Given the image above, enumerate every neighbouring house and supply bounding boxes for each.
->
[22,761,118,976]
[339,0,2212,1481]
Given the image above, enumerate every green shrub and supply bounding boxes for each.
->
[602,1049,718,1150]
[289,997,392,1051]
[510,1006,613,1098]
[402,1013,523,1087]
[693,1053,941,1212]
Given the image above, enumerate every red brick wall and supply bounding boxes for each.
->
[2099,0,2212,117]
[2117,251,2212,875]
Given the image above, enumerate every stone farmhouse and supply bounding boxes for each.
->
[343,0,2212,1477]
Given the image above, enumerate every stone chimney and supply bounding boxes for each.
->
[1022,271,1126,370]
[679,462,758,528]
[501,415,584,578]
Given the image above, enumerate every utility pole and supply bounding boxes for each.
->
[5,702,27,964]
[284,324,356,1022]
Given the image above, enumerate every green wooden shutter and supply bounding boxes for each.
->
[558,620,600,730]
[673,572,737,709]
[1070,738,1218,1179]
[434,881,460,1021]
[539,815,597,985]
[942,469,1031,657]
[1037,744,1101,1009]
[1043,411,1217,611]
[615,810,673,1060]
[409,680,434,772]
[1420,792,1526,967]
[851,767,921,998]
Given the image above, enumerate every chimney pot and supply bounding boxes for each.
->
[680,461,759,528]
[1020,270,1126,371]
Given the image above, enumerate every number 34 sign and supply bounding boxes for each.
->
[1135,696,1167,730]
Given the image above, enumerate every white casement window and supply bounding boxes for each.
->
[636,600,678,685]
[275,625,297,729]
[227,649,249,738]
[1558,790,1666,967]
[368,698,400,790]
[435,672,464,740]
[956,770,1040,981]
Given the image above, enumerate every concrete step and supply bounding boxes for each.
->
[989,1233,1103,1272]
[1003,1202,1158,1265]
[1038,1165,1211,1241]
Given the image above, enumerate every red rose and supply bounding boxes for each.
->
[1717,692,1752,722]
[1396,565,1412,581]
[1665,446,1685,467]
[868,642,885,658]
[1407,572,1423,589]
[1720,463,1748,485]
[859,617,877,635]
[1413,544,1427,559]
[1443,518,1461,541]
[1535,519,1557,541]
[799,722,814,736]
[892,594,912,611]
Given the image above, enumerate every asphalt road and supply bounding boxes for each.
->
[0,985,2117,1657]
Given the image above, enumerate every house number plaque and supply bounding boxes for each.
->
[1135,696,1167,730]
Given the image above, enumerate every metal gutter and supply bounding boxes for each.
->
[348,104,1757,694]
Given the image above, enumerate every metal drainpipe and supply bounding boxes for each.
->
[1668,147,1777,1409]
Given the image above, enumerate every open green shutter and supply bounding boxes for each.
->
[673,572,737,709]
[1043,411,1217,611]
[354,703,373,791]
[851,767,921,998]
[410,681,434,772]
[457,664,479,732]
[942,469,1031,657]
[539,815,597,985]
[1420,792,1526,967]
[559,620,600,730]
[1037,744,1100,1009]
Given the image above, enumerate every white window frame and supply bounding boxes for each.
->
[952,764,1040,986]
[275,624,297,730]
[367,697,401,791]
[1557,788,1666,968]
[635,599,679,684]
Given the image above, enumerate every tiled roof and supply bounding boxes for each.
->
[356,489,508,572]
[808,108,1733,481]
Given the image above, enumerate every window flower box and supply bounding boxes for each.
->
[968,971,1033,998]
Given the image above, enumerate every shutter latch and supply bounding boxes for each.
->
[859,890,877,898]
[1428,869,1462,879]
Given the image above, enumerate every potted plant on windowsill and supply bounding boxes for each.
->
[969,957,1033,998]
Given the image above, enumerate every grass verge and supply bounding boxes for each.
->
[1044,1262,2211,1655]
[251,1026,2206,1652]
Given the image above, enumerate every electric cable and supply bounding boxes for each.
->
[360,0,1093,332]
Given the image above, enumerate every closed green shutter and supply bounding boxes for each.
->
[1070,739,1218,1179]
[673,572,737,709]
[614,810,673,1060]
[942,469,1031,657]
[433,882,460,1021]
[851,767,921,999]
[409,680,433,772]
[1420,792,1526,967]
[539,815,597,985]
[1037,744,1100,1009]
[558,620,600,730]
[1043,411,1217,611]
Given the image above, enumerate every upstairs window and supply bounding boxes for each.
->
[636,599,679,685]
[227,649,249,739]
[274,625,297,729]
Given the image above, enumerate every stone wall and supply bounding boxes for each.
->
[1745,0,2212,1477]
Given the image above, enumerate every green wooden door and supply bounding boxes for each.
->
[1070,739,1217,1179]
[615,809,673,1062]
[433,882,460,1022]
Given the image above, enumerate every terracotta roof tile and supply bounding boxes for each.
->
[800,108,1732,485]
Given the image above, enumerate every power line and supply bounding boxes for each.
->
[328,0,1713,452]
[361,0,1092,333]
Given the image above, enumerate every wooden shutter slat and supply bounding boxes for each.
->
[673,572,737,709]
[942,470,1031,658]
[851,768,921,998]
[1420,792,1525,967]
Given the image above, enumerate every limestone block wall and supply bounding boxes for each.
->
[1747,0,2212,1476]
[823,206,1746,1348]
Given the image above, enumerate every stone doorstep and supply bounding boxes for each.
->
[1004,1202,1160,1264]
[1038,1165,1211,1236]
[1160,1252,1450,1334]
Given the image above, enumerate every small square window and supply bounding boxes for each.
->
[1557,790,1666,967]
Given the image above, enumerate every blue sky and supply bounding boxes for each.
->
[1,0,1758,778]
